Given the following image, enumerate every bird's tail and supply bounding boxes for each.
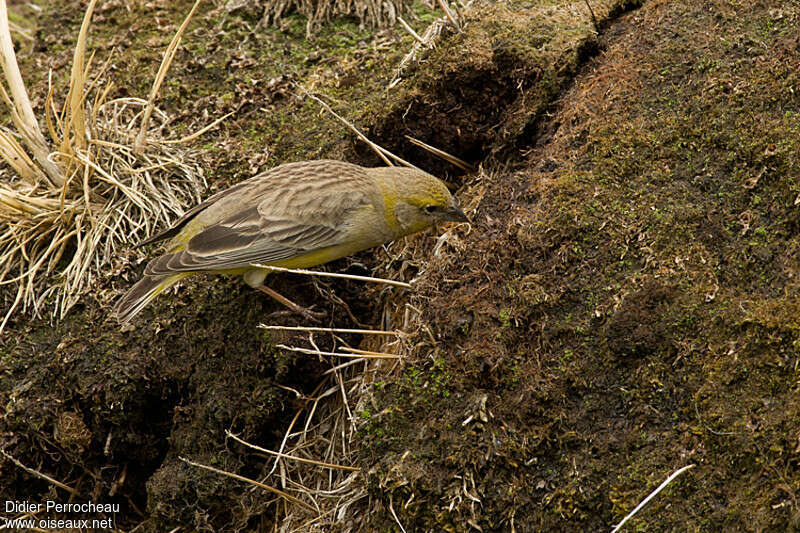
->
[114,273,191,325]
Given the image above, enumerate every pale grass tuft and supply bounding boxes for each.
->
[258,0,409,37]
[389,0,469,88]
[0,0,222,331]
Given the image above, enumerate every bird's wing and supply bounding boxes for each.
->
[136,179,254,248]
[137,160,371,248]
[143,188,373,275]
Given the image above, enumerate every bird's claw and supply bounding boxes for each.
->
[266,305,327,323]
[298,305,327,323]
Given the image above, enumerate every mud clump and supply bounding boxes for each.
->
[604,282,677,359]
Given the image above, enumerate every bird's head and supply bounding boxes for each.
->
[377,167,469,236]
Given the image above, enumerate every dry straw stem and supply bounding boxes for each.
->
[179,456,316,513]
[405,134,475,172]
[135,0,202,152]
[338,346,401,357]
[260,324,405,336]
[397,16,428,46]
[0,447,78,496]
[302,87,470,185]
[298,86,397,167]
[300,87,468,182]
[226,430,360,471]
[305,87,473,182]
[277,343,401,359]
[611,464,695,532]
[61,0,96,157]
[436,0,461,31]
[252,263,413,288]
[0,0,62,186]
[389,495,409,533]
[0,2,221,331]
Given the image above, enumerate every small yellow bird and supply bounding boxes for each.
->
[115,159,468,324]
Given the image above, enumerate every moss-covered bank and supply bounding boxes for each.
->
[359,0,800,530]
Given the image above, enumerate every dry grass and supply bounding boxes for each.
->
[389,0,473,88]
[181,307,414,529]
[258,0,411,36]
[245,324,412,531]
[0,0,218,331]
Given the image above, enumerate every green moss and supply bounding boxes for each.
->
[499,307,513,328]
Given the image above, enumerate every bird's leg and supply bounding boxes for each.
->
[256,285,327,322]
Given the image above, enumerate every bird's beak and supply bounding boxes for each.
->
[444,204,470,223]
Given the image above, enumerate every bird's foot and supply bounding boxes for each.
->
[267,306,327,323]
[257,285,327,323]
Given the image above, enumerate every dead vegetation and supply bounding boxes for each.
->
[0,0,217,331]
[234,0,414,36]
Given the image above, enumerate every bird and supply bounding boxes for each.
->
[114,159,469,324]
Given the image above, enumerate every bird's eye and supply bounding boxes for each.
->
[423,205,437,214]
